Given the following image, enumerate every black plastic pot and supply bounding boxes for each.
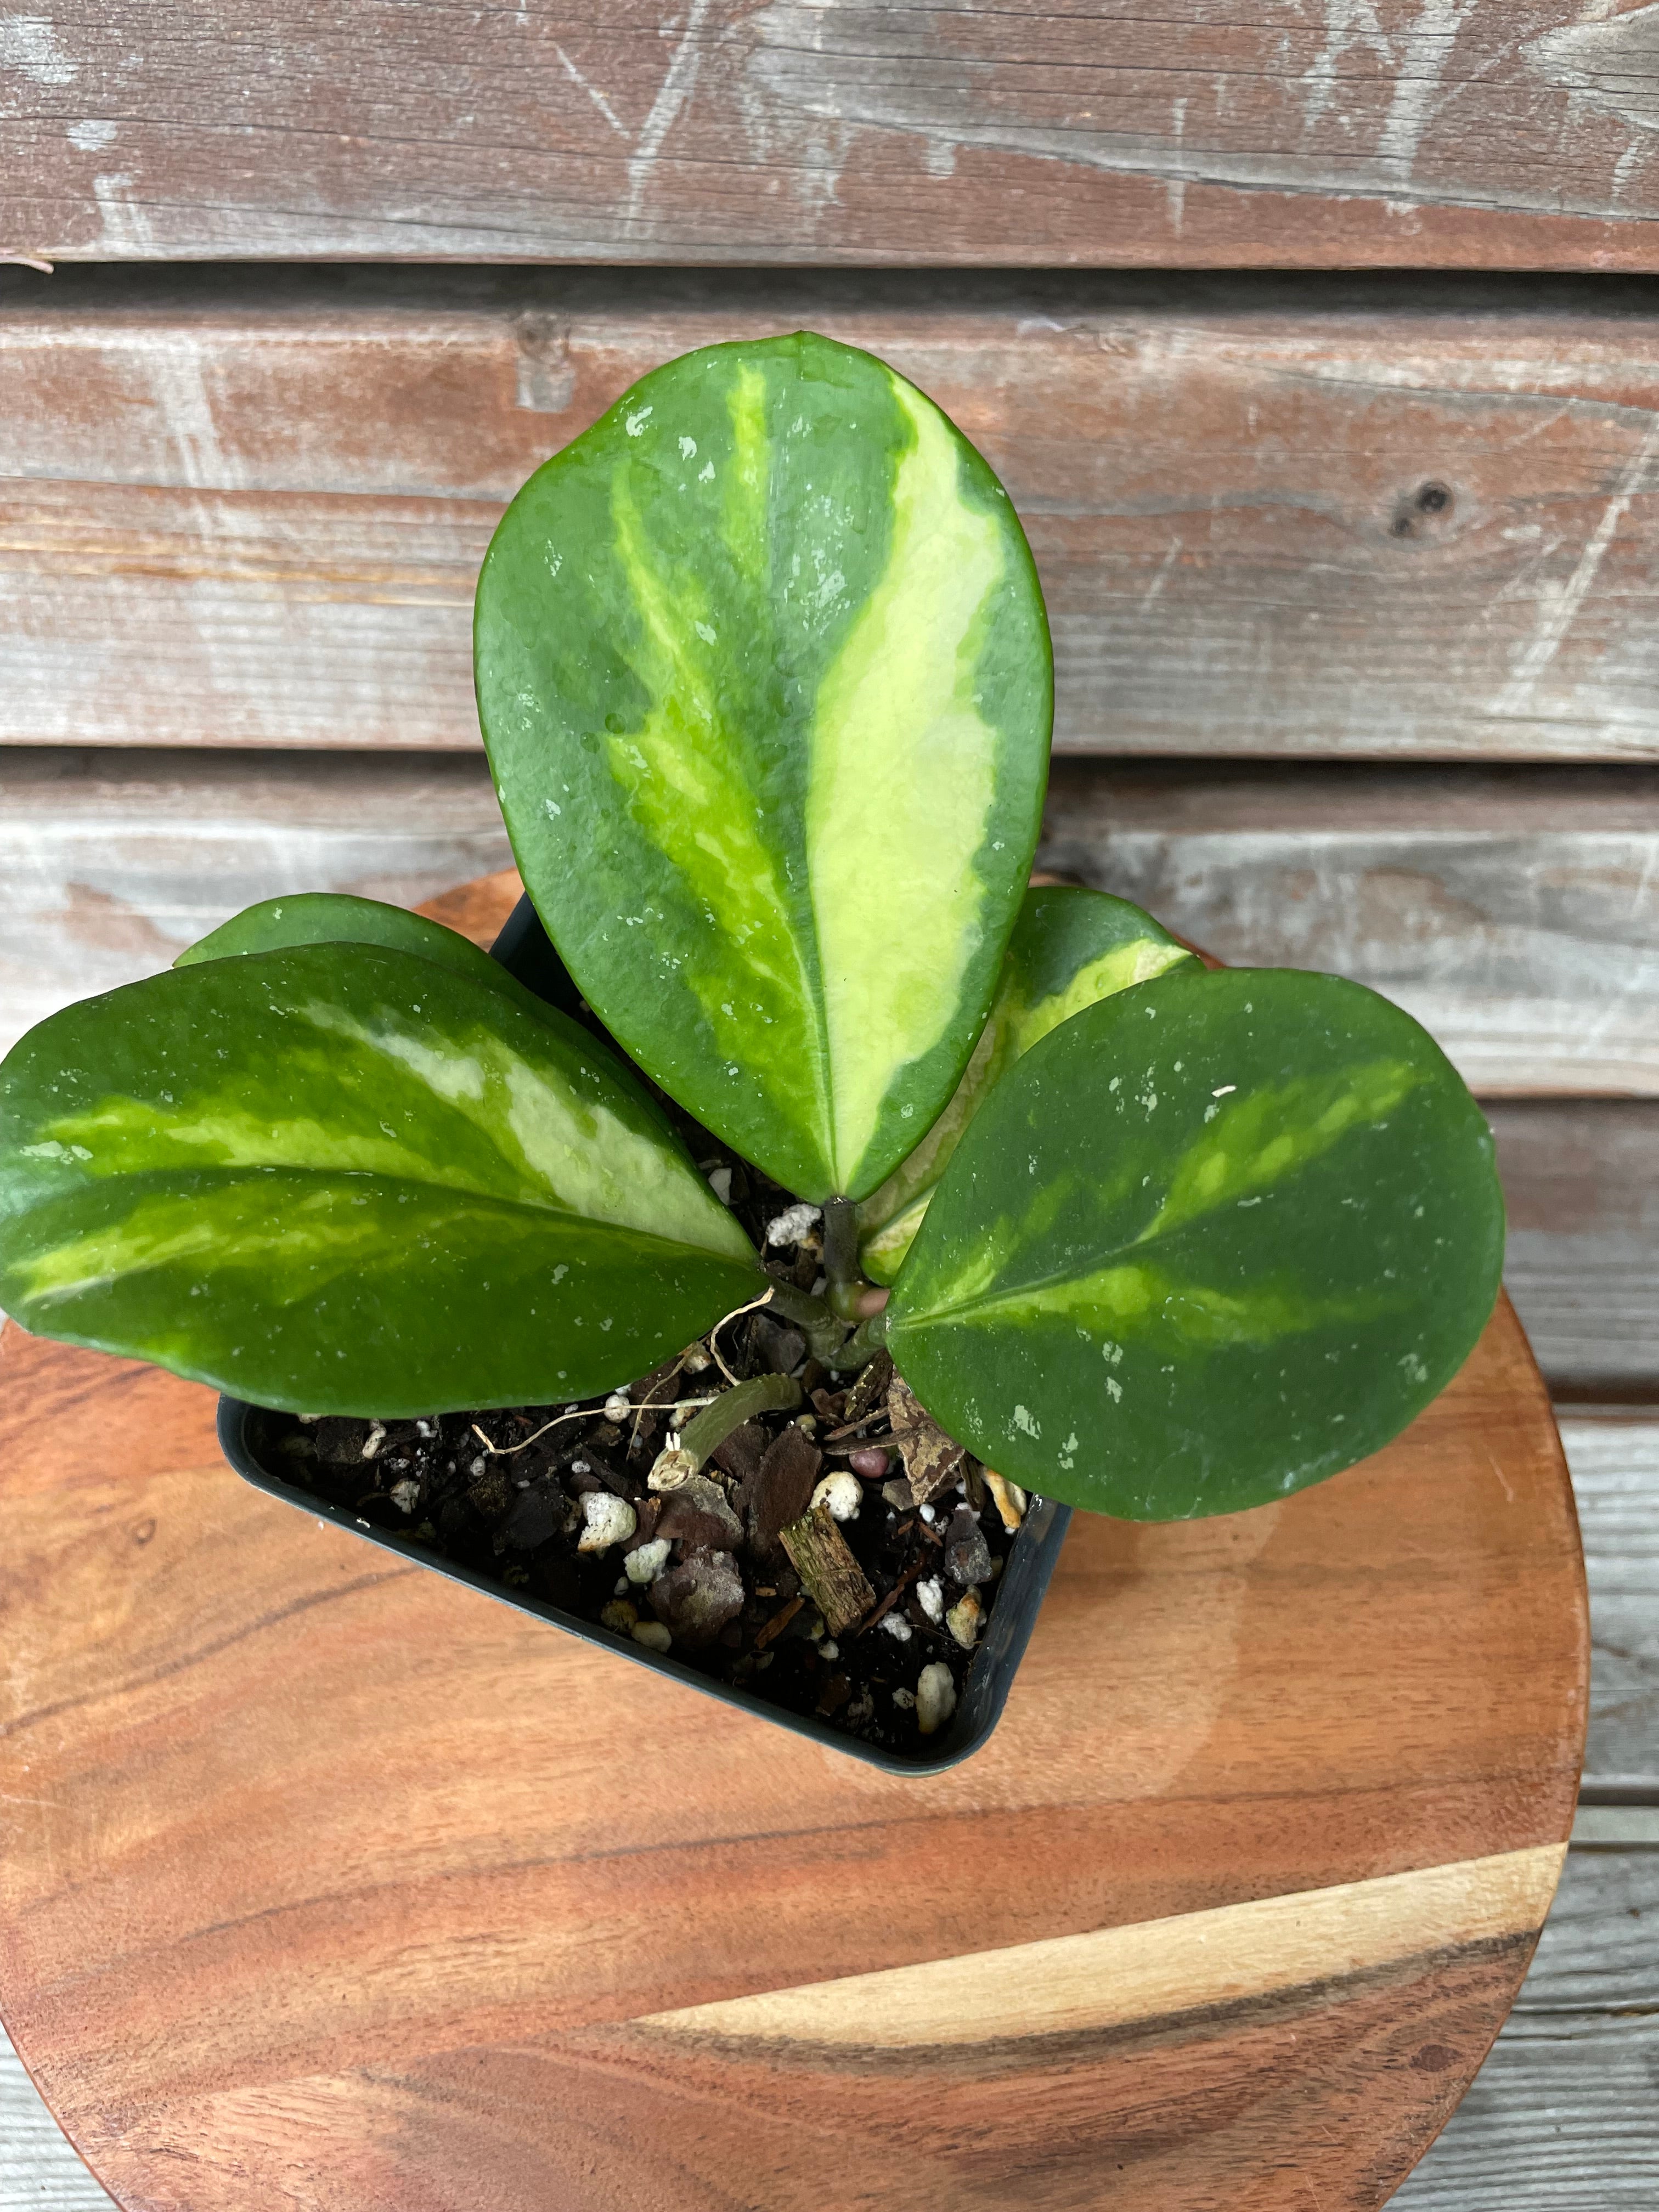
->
[216,897,1073,1773]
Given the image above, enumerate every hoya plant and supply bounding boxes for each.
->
[0,334,1504,1526]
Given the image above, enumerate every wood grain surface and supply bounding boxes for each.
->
[9,748,1659,1094]
[0,751,513,1057]
[1041,762,1659,1096]
[1559,1418,1659,1788]
[0,1289,1586,2212]
[12,271,1659,760]
[1489,1109,1659,1404]
[1392,1838,1659,2210]
[7,751,1656,1402]
[9,4,1659,268]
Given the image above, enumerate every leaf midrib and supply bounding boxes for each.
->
[896,1198,1267,1331]
[9,1161,758,1271]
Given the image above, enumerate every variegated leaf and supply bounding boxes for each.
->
[475,331,1053,1205]
[0,945,759,1415]
[176,893,563,1023]
[857,887,1192,1282]
[885,967,1504,1520]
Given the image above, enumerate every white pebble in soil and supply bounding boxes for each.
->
[706,1165,733,1204]
[764,1200,822,1248]
[360,1421,387,1460]
[916,1661,956,1735]
[603,1390,631,1421]
[810,1470,861,1522]
[389,1478,420,1515]
[880,1613,913,1643]
[632,1620,673,1652]
[919,1503,935,1523]
[891,1687,916,1709]
[577,1491,637,1553]
[817,1640,838,1661]
[916,1576,944,1624]
[625,1537,673,1585]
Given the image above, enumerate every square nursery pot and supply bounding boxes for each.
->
[217,897,1073,1773]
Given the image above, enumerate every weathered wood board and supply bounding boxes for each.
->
[5,752,1655,1400]
[11,273,1659,759]
[1491,1111,1659,1403]
[0,751,512,1056]
[1394,1842,1659,2210]
[2,2018,114,2210]
[8,748,1659,1096]
[1042,762,1659,1096]
[1559,1419,1659,1790]
[10,4,1659,268]
[0,1298,1585,2211]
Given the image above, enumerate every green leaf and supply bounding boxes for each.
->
[175,893,564,1024]
[475,330,1053,1205]
[857,887,1192,1282]
[884,966,1504,1520]
[0,944,759,1415]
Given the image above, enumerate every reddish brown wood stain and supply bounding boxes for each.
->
[10,3,1659,269]
[8,291,1659,761]
[0,1289,1587,2210]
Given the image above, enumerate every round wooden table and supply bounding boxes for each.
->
[0,873,1588,2211]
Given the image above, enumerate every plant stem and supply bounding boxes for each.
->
[821,1196,859,1289]
[761,1275,849,1363]
[826,1306,890,1373]
[679,1372,803,1465]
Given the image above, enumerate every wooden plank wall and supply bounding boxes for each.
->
[10,269,1659,761]
[3,268,1655,1410]
[10,2,1659,269]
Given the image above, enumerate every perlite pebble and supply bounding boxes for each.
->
[880,1612,913,1643]
[389,1478,420,1516]
[577,1491,637,1553]
[765,1201,822,1247]
[810,1470,861,1522]
[945,1589,983,1649]
[624,1537,672,1585]
[984,1470,1027,1530]
[631,1620,673,1652]
[916,1576,944,1624]
[916,1661,957,1735]
[891,1687,916,1709]
[603,1390,631,1422]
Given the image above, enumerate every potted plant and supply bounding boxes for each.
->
[0,334,1504,1771]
